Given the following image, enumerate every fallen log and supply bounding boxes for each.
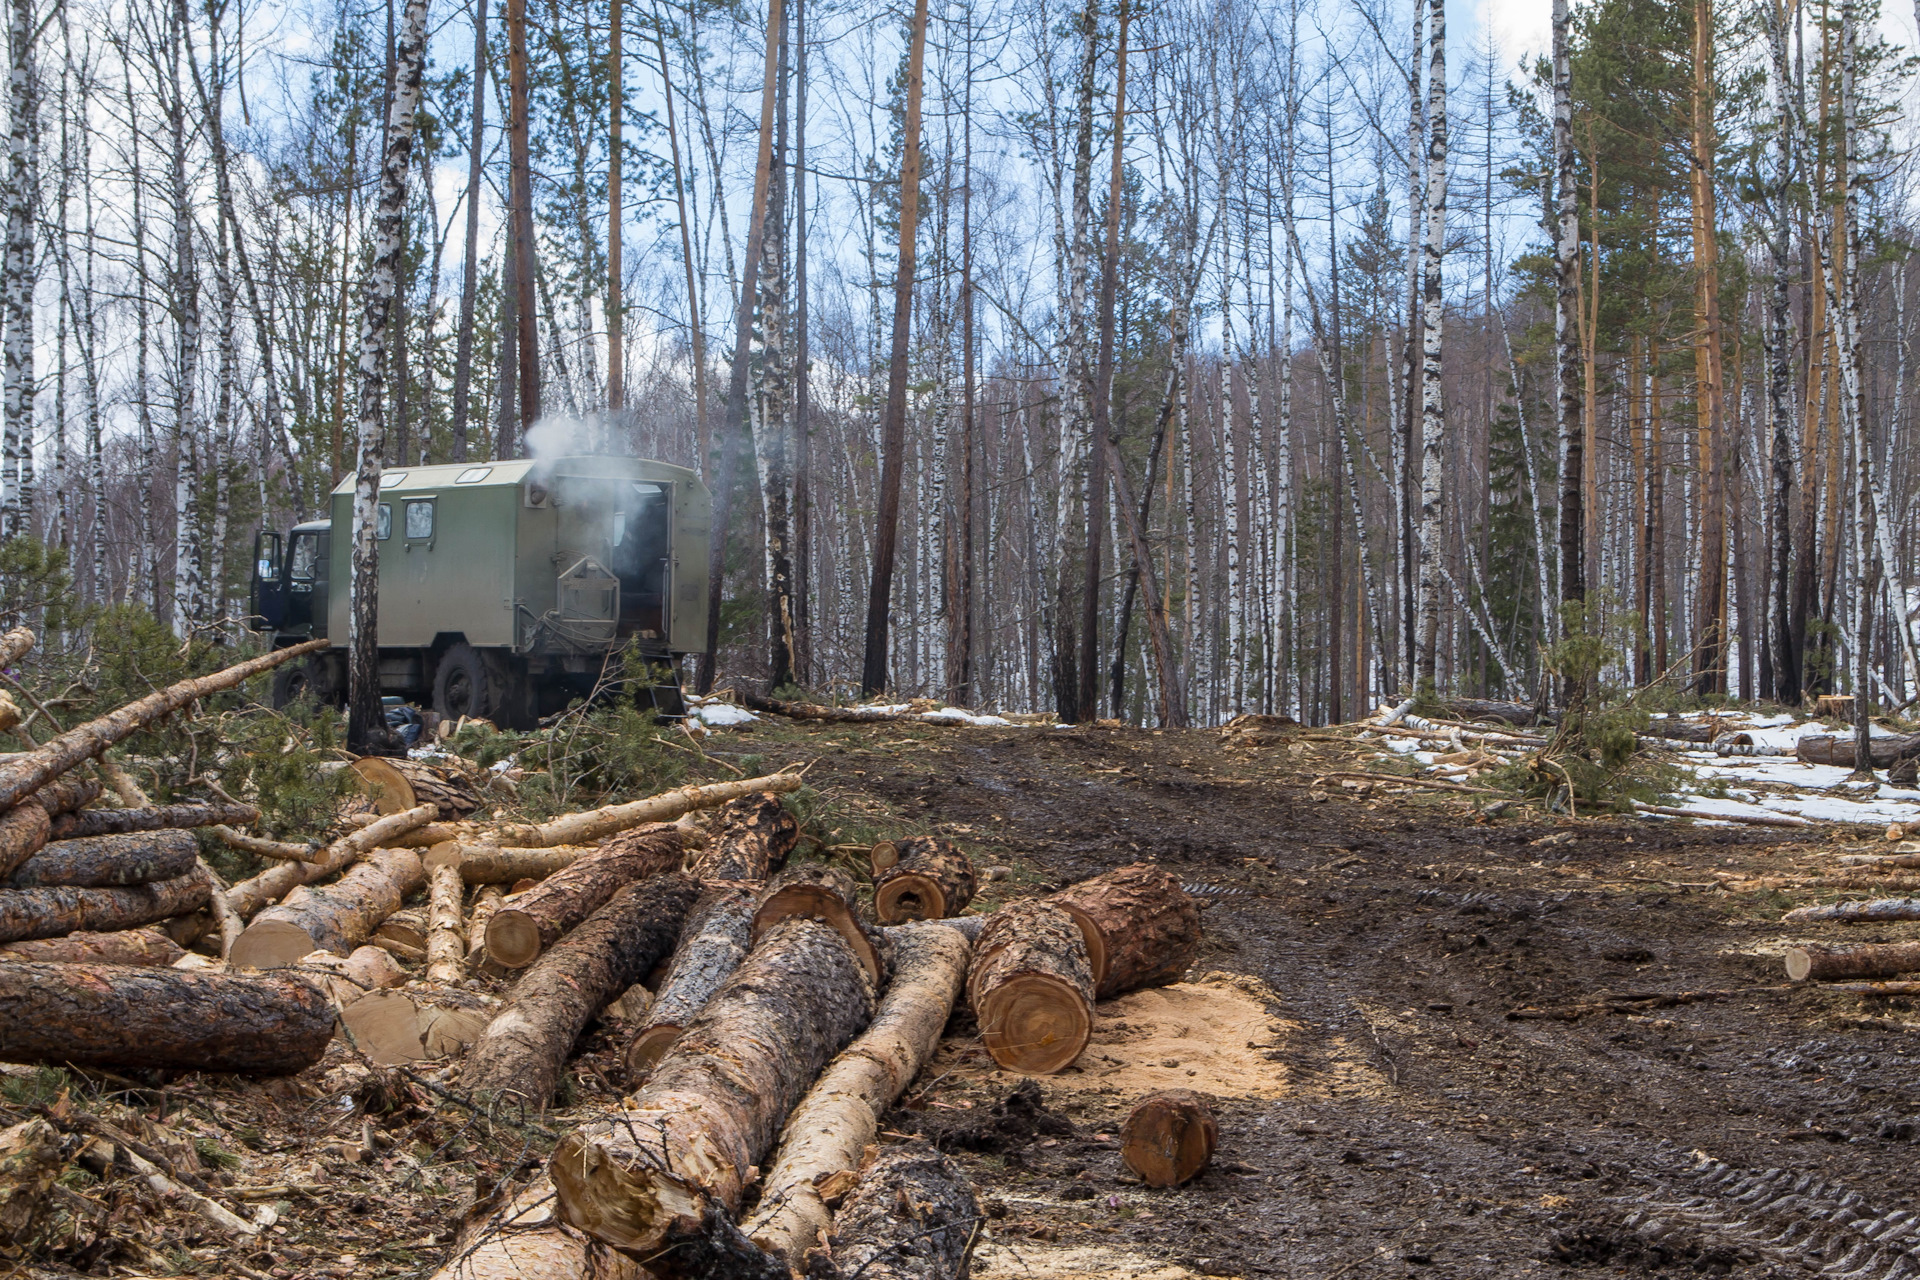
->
[49,802,258,840]
[1786,941,1920,982]
[464,872,703,1106]
[441,843,591,884]
[0,627,31,668]
[349,756,482,820]
[0,927,185,966]
[295,945,406,1003]
[694,792,797,881]
[0,637,328,812]
[551,918,877,1255]
[486,770,804,849]
[1047,862,1200,998]
[0,799,49,878]
[223,803,437,919]
[0,870,210,944]
[1840,850,1920,869]
[29,777,103,817]
[1811,980,1920,995]
[6,828,197,888]
[210,825,324,863]
[873,837,977,923]
[745,921,972,1264]
[427,1177,648,1280]
[807,1143,980,1280]
[967,901,1094,1073]
[1121,1089,1218,1188]
[426,857,466,984]
[0,961,334,1074]
[484,824,687,968]
[466,885,504,965]
[1782,897,1920,924]
[1632,801,1816,829]
[753,862,890,985]
[1443,698,1548,727]
[624,882,758,1077]
[1796,734,1920,768]
[229,848,426,969]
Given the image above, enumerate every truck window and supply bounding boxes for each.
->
[455,467,491,484]
[289,534,318,581]
[376,504,392,540]
[405,500,435,539]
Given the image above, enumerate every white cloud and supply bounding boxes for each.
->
[1481,0,1551,68]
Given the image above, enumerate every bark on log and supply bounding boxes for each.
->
[1786,941,1920,981]
[0,627,31,668]
[350,756,482,820]
[229,848,426,969]
[624,882,758,1077]
[1796,734,1920,768]
[427,859,466,984]
[0,638,329,812]
[0,870,210,945]
[211,825,323,863]
[223,803,436,920]
[806,1142,981,1280]
[746,921,972,1264]
[0,1116,62,1246]
[30,777,102,817]
[873,838,976,923]
[0,962,334,1074]
[1120,1089,1218,1188]
[466,885,504,964]
[49,802,258,840]
[551,918,878,1254]
[440,843,592,884]
[6,829,197,888]
[488,770,804,848]
[1782,897,1920,923]
[1048,863,1200,998]
[484,825,686,968]
[0,799,49,879]
[753,862,891,986]
[0,927,185,966]
[428,1177,648,1280]
[967,901,1094,1074]
[464,873,702,1106]
[693,792,797,881]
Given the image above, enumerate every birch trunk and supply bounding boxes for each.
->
[1688,0,1728,696]
[1765,0,1799,702]
[1552,0,1581,624]
[0,0,32,542]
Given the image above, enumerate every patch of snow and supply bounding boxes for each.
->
[920,708,1015,727]
[694,701,758,727]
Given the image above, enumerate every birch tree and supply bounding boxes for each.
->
[1413,0,1447,693]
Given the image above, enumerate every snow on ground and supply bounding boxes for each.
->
[691,699,758,727]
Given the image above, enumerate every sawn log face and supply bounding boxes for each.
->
[0,871,210,945]
[967,900,1094,1074]
[230,848,427,969]
[1048,861,1201,998]
[872,837,977,922]
[752,862,892,986]
[6,829,198,889]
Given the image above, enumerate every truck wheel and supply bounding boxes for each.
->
[433,643,510,727]
[271,657,337,711]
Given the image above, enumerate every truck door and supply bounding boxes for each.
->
[250,532,285,631]
[284,530,321,634]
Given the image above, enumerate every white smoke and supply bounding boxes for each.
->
[523,414,621,465]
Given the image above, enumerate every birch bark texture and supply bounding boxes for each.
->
[1552,0,1582,623]
[0,0,33,541]
[1414,0,1447,692]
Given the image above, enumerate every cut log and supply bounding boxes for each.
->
[0,1116,62,1246]
[1048,862,1201,998]
[551,918,878,1254]
[745,921,972,1264]
[488,770,804,849]
[6,828,197,888]
[1120,1089,1218,1188]
[753,862,890,986]
[872,837,977,923]
[0,870,210,945]
[341,984,497,1064]
[199,861,245,960]
[49,802,258,840]
[869,839,900,875]
[967,900,1094,1074]
[349,756,482,820]
[1796,734,1920,768]
[419,988,495,1057]
[693,792,797,881]
[439,843,592,885]
[211,825,324,863]
[0,927,185,966]
[0,799,49,879]
[427,1177,648,1280]
[1782,897,1920,924]
[807,1142,980,1280]
[223,803,437,920]
[0,638,328,812]
[484,825,687,968]
[0,961,333,1074]
[374,909,429,951]
[466,885,504,965]
[295,945,406,1002]
[1785,941,1920,981]
[229,848,426,969]
[426,858,466,983]
[29,777,103,817]
[0,627,31,668]
[464,873,703,1106]
[624,882,758,1077]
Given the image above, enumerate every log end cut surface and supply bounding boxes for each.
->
[976,972,1092,1075]
[484,908,543,969]
[1120,1089,1218,1188]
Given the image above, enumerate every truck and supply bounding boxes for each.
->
[248,455,710,727]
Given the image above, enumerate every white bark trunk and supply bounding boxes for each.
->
[1415,0,1448,692]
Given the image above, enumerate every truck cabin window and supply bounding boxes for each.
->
[376,504,392,540]
[289,535,319,582]
[405,500,435,540]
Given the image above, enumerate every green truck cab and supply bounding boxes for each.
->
[249,456,710,726]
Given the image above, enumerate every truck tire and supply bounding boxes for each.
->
[270,656,339,711]
[433,643,514,728]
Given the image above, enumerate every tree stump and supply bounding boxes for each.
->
[872,837,977,923]
[1120,1090,1217,1188]
[752,862,890,986]
[806,1143,980,1280]
[966,900,1094,1074]
[484,825,686,967]
[229,848,426,969]
[349,756,483,820]
[1048,862,1201,998]
[0,871,210,945]
[624,882,758,1077]
[6,829,198,889]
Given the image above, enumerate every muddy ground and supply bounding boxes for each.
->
[18,717,1920,1280]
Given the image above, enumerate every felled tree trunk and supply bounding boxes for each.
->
[484,825,686,967]
[466,885,504,964]
[296,944,406,1002]
[229,848,425,969]
[808,1143,980,1280]
[693,792,797,881]
[426,859,466,983]
[0,639,329,811]
[211,825,324,863]
[1796,734,1920,768]
[223,803,436,919]
[464,872,702,1106]
[967,900,1094,1073]
[444,844,590,885]
[551,918,877,1255]
[753,862,890,985]
[489,771,804,848]
[746,921,972,1264]
[0,928,185,966]
[49,802,258,840]
[625,882,758,1077]
[350,756,482,820]
[0,870,210,945]
[873,837,976,923]
[0,962,334,1074]
[27,777,102,817]
[1120,1089,1217,1187]
[1783,897,1920,924]
[1786,940,1920,980]
[6,829,197,888]
[1048,862,1200,998]
[0,799,49,879]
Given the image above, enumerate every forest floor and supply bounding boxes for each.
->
[16,715,1920,1279]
